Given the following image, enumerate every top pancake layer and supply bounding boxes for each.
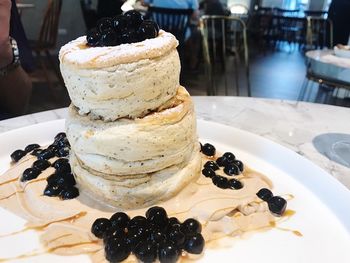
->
[59,30,178,69]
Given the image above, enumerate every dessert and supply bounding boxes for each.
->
[0,134,293,262]
[0,11,293,263]
[66,86,200,208]
[59,30,180,121]
[62,22,201,207]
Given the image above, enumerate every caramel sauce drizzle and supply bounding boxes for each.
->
[194,181,211,186]
[48,240,99,252]
[0,153,300,262]
[0,177,18,187]
[0,156,36,179]
[205,209,301,247]
[283,209,296,217]
[0,240,99,262]
[292,230,303,237]
[0,177,47,201]
[170,196,247,217]
[202,205,242,227]
[27,211,87,230]
[0,192,17,201]
[22,177,47,190]
[0,212,87,238]
[269,210,302,237]
[269,221,303,237]
[49,233,73,243]
[0,156,48,199]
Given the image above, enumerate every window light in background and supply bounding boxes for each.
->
[227,0,250,15]
[230,4,249,14]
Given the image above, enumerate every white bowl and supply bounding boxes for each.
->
[334,45,350,59]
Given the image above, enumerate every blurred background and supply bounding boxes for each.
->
[3,0,350,120]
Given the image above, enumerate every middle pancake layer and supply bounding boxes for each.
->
[66,86,198,176]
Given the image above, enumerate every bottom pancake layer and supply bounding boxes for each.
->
[70,144,202,209]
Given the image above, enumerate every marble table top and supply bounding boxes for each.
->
[1,97,349,189]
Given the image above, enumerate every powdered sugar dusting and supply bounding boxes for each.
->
[59,31,178,69]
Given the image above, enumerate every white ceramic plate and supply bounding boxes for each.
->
[334,46,350,59]
[1,119,350,263]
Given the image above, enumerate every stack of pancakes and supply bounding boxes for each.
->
[59,31,201,208]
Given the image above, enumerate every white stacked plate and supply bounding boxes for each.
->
[1,120,350,262]
[334,45,350,59]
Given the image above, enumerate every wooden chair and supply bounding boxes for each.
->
[251,7,274,50]
[305,17,333,50]
[274,8,304,48]
[200,16,251,96]
[147,7,193,46]
[29,0,63,92]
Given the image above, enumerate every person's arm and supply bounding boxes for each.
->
[0,0,12,67]
[190,0,200,23]
[0,0,32,116]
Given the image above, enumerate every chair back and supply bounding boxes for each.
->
[254,7,273,37]
[38,0,62,49]
[305,17,333,49]
[304,10,328,18]
[274,8,300,17]
[273,8,304,45]
[147,7,193,45]
[200,16,250,96]
[257,7,273,15]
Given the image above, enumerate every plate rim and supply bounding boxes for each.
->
[197,119,350,232]
[1,118,350,262]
